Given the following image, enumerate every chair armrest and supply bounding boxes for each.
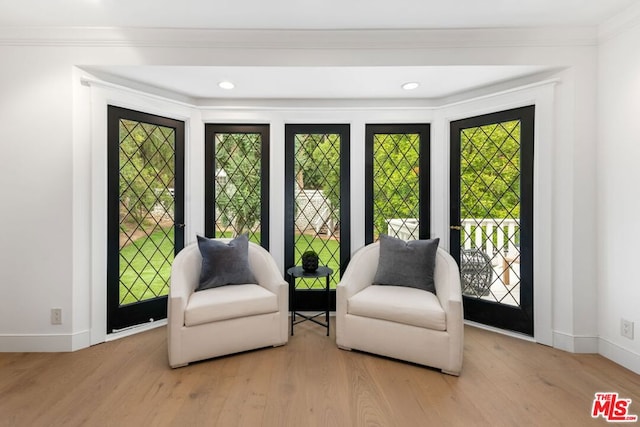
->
[169,244,201,319]
[247,243,289,344]
[168,243,202,367]
[248,243,289,296]
[434,248,462,312]
[433,248,464,374]
[337,242,380,299]
[170,244,200,294]
[249,242,289,309]
[249,246,288,311]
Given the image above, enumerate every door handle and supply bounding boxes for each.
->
[176,223,186,228]
[450,225,462,230]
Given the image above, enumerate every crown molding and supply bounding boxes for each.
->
[599,1,640,41]
[0,26,597,49]
[80,74,196,109]
[82,69,559,112]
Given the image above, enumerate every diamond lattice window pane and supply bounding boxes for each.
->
[213,133,262,245]
[459,120,522,307]
[372,133,420,241]
[294,133,341,289]
[118,119,176,305]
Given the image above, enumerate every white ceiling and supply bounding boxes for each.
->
[85,65,554,100]
[0,0,635,29]
[4,0,635,100]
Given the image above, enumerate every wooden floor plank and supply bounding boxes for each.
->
[1,323,639,426]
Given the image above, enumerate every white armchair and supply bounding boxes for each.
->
[168,240,289,368]
[336,242,464,375]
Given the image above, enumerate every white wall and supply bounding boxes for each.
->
[597,15,640,372]
[0,47,75,350]
[0,28,602,363]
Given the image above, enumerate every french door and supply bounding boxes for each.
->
[450,106,534,335]
[285,124,350,311]
[107,106,185,332]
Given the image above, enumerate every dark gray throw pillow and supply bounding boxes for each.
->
[196,234,257,291]
[372,234,440,294]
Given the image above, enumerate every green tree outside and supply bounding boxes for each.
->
[119,120,175,233]
[214,133,262,243]
[460,120,521,220]
[118,119,176,303]
[372,133,420,240]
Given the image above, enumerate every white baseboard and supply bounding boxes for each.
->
[71,329,92,351]
[0,330,91,352]
[0,320,168,352]
[598,338,640,375]
[553,330,599,353]
[462,324,601,354]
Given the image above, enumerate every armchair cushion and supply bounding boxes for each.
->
[373,234,439,294]
[196,234,257,291]
[348,285,446,330]
[185,284,278,327]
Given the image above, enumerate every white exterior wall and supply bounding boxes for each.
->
[597,9,640,373]
[0,27,610,368]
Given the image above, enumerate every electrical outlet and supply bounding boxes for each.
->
[51,308,62,325]
[621,318,634,340]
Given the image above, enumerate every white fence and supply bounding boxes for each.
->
[295,189,334,237]
[461,218,519,260]
[387,217,519,261]
[385,218,420,240]
[388,217,521,299]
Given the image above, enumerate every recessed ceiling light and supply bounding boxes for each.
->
[401,82,420,90]
[218,81,235,90]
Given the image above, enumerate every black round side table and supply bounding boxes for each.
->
[286,266,333,336]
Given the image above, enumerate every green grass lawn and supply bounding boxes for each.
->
[119,228,174,305]
[119,229,341,303]
[293,234,341,289]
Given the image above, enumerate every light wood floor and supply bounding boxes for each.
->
[1,323,639,427]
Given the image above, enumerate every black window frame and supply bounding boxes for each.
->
[204,124,270,249]
[284,123,351,311]
[365,123,431,244]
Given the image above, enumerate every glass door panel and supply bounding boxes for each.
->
[107,106,184,332]
[450,106,534,335]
